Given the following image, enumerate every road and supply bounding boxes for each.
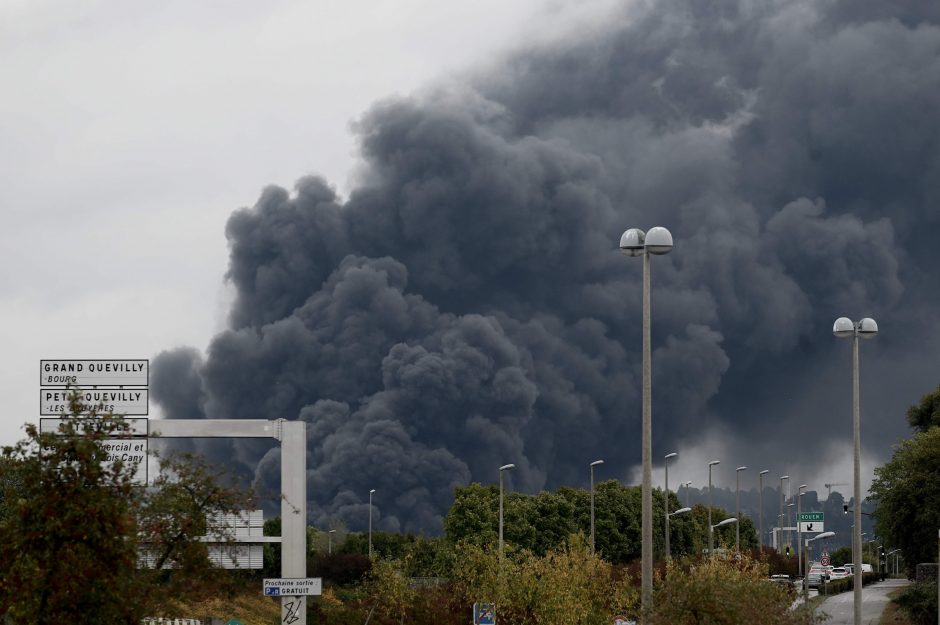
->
[815,579,910,624]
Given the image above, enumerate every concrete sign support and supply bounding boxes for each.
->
[151,419,307,625]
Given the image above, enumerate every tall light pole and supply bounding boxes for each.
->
[735,466,747,552]
[683,481,692,508]
[779,475,789,553]
[664,453,678,561]
[590,459,604,554]
[711,517,738,555]
[797,485,807,580]
[499,463,515,559]
[666,507,692,560]
[805,531,835,592]
[328,529,336,555]
[834,316,877,625]
[620,225,673,619]
[707,460,720,557]
[759,469,770,549]
[787,502,795,553]
[368,489,376,559]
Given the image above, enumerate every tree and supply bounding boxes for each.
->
[906,383,940,432]
[0,408,253,624]
[652,555,824,625]
[870,426,940,575]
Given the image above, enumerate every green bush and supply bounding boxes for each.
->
[893,581,938,625]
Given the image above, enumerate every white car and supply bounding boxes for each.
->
[828,567,850,580]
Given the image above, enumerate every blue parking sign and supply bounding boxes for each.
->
[264,587,280,596]
[474,602,495,625]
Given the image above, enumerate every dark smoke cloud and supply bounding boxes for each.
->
[152,0,940,533]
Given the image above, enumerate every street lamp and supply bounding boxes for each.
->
[590,459,604,554]
[707,460,720,556]
[620,225,673,617]
[787,502,795,551]
[779,475,790,553]
[666,507,692,560]
[711,517,738,555]
[834,315,877,625]
[664,452,678,561]
[683,481,692,508]
[328,529,336,555]
[735,466,747,552]
[797,485,808,578]
[759,469,770,549]
[805,531,836,590]
[368,489,376,559]
[499,463,515,559]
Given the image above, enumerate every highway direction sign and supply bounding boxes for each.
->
[798,512,825,532]
[40,389,149,415]
[40,359,149,387]
[263,578,322,596]
[798,512,824,522]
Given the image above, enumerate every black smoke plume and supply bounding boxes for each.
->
[152,0,940,533]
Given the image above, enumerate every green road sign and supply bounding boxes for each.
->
[798,512,824,522]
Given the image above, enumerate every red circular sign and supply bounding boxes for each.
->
[820,555,830,566]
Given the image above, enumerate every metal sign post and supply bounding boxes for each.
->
[152,419,307,625]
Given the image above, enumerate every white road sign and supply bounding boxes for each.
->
[799,521,825,533]
[40,389,149,416]
[40,359,149,387]
[40,417,149,436]
[263,578,322,597]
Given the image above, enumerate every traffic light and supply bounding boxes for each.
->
[785,545,791,557]
[843,504,849,514]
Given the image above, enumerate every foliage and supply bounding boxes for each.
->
[0,402,253,624]
[451,534,639,625]
[652,555,824,625]
[870,426,940,575]
[443,481,757,565]
[892,580,939,625]
[312,553,372,586]
[338,531,454,577]
[829,546,852,567]
[906,383,940,432]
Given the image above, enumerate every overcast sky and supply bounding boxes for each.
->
[0,0,613,437]
[4,0,938,534]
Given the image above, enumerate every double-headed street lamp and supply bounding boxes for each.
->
[664,452,678,561]
[499,463,515,559]
[707,460,720,556]
[758,469,770,549]
[590,459,604,554]
[666,507,692,560]
[368,489,376,559]
[735,466,747,552]
[620,225,673,617]
[711,517,738,554]
[834,316,878,625]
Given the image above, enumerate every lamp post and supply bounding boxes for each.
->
[683,481,692,508]
[666,507,692,560]
[735,466,747,552]
[664,452,678,561]
[590,459,604,554]
[620,225,673,618]
[707,460,720,556]
[797,485,807,578]
[328,529,336,555]
[805,531,836,591]
[368,489,376,559]
[787,502,795,552]
[499,463,515,559]
[834,316,878,625]
[711,517,738,555]
[759,469,769,549]
[779,475,790,553]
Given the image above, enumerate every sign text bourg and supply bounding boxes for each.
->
[797,511,825,533]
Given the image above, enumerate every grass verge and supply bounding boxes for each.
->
[879,587,913,625]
